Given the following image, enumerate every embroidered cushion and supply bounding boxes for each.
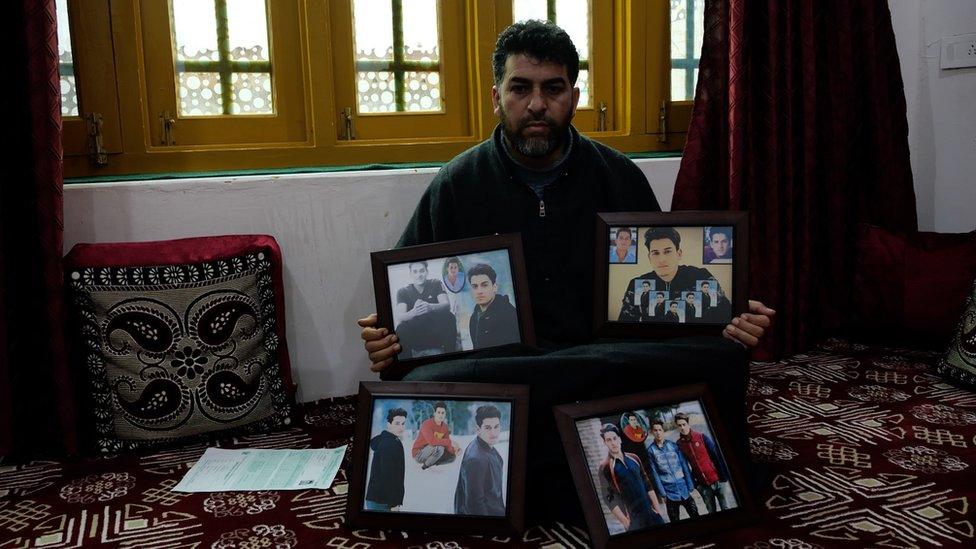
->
[937,277,976,389]
[65,235,295,453]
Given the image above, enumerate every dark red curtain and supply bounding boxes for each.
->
[1,0,77,457]
[673,0,917,359]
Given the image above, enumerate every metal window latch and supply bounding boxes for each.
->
[85,112,108,166]
[159,111,176,146]
[340,107,356,140]
[658,100,669,143]
[598,101,608,131]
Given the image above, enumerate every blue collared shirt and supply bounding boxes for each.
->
[609,246,637,263]
[647,439,695,501]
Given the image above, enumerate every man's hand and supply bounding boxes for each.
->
[358,313,401,372]
[412,300,431,316]
[723,300,775,348]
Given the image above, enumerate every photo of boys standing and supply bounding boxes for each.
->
[618,228,731,323]
[597,424,665,532]
[675,412,730,514]
[364,407,408,511]
[647,419,700,522]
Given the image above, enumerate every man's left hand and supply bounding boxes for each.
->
[723,300,775,348]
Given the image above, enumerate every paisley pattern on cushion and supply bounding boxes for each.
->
[67,250,291,453]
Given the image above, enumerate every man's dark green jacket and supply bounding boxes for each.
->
[398,125,660,344]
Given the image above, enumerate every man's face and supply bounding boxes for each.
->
[492,54,580,163]
[676,419,691,436]
[641,282,650,294]
[478,417,502,446]
[602,431,622,455]
[702,283,710,293]
[710,233,730,258]
[470,274,498,306]
[647,238,682,281]
[433,407,446,424]
[656,294,664,304]
[410,263,428,285]
[685,294,695,304]
[652,424,665,443]
[447,262,459,276]
[388,416,407,437]
[670,302,678,312]
[616,230,632,253]
[627,415,640,429]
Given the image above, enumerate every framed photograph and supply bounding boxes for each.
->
[594,212,748,338]
[346,381,529,535]
[553,384,755,549]
[371,233,535,378]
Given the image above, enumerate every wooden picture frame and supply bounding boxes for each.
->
[553,384,756,548]
[371,233,535,379]
[595,211,749,338]
[346,381,529,535]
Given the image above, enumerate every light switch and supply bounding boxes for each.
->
[940,33,976,70]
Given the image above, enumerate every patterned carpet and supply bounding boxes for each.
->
[1,339,974,548]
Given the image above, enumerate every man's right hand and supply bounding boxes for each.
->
[358,313,401,372]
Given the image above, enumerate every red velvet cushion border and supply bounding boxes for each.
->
[853,224,976,349]
[64,235,295,394]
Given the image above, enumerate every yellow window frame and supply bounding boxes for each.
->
[61,0,123,158]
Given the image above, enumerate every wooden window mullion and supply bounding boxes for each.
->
[214,0,233,114]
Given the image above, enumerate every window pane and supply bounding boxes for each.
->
[512,0,592,107]
[227,0,270,62]
[179,72,224,116]
[231,73,273,114]
[577,68,589,108]
[173,0,219,62]
[172,0,274,117]
[512,0,547,22]
[56,0,78,117]
[353,0,441,114]
[670,0,703,101]
[353,0,394,62]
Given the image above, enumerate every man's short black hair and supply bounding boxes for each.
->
[674,412,690,424]
[600,423,621,439]
[616,227,633,239]
[387,407,407,424]
[492,20,580,85]
[408,260,428,271]
[651,418,666,430]
[626,412,640,421]
[656,292,664,298]
[445,257,462,269]
[709,227,732,241]
[644,227,681,251]
[432,401,447,413]
[467,263,498,284]
[641,281,651,287]
[475,405,502,428]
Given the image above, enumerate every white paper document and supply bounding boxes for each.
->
[173,446,347,492]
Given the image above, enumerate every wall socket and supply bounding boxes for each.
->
[940,33,976,70]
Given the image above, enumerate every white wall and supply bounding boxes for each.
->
[64,159,681,401]
[890,0,976,232]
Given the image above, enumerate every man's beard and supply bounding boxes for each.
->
[500,108,567,158]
